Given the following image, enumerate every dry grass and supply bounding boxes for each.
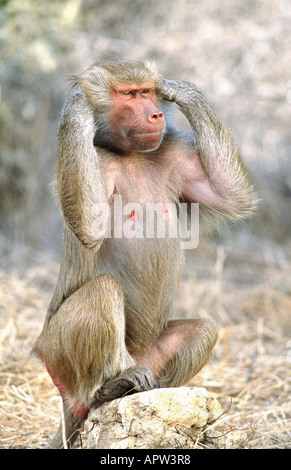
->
[186,240,291,449]
[0,237,290,449]
[0,250,61,448]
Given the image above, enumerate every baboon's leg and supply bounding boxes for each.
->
[134,319,218,387]
[36,275,155,448]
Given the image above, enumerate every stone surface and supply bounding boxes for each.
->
[85,387,248,449]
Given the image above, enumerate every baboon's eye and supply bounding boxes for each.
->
[120,90,133,96]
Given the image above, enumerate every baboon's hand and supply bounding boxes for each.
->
[159,79,180,102]
[159,78,201,106]
[93,366,157,408]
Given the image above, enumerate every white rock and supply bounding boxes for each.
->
[85,387,248,449]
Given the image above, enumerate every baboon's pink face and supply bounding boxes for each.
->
[110,83,165,152]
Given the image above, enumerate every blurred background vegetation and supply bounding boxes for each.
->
[1,0,290,257]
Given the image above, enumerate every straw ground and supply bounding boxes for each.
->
[0,235,290,449]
